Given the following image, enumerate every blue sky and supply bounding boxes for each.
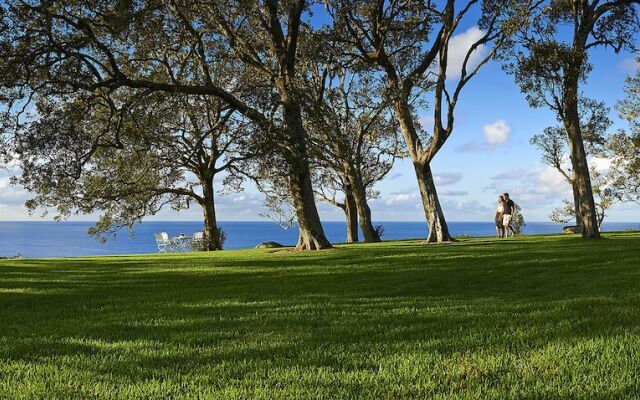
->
[0,9,638,223]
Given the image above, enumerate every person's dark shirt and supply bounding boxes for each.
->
[504,199,514,215]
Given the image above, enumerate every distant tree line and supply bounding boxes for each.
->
[0,0,638,250]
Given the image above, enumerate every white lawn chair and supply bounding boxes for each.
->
[154,232,172,253]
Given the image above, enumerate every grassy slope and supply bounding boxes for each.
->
[1,233,639,399]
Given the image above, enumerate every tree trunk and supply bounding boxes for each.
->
[283,103,333,250]
[564,122,599,238]
[414,161,454,242]
[393,98,453,243]
[201,178,222,251]
[571,177,582,227]
[563,69,600,239]
[345,164,380,242]
[289,163,333,250]
[344,187,359,243]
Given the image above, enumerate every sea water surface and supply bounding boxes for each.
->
[0,220,638,258]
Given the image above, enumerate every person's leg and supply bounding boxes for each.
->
[503,214,512,237]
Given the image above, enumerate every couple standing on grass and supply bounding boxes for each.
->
[495,193,516,238]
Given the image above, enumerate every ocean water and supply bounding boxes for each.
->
[0,220,638,258]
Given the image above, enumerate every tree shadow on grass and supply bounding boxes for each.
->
[1,234,639,397]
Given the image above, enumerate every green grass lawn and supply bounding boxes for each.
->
[1,233,640,399]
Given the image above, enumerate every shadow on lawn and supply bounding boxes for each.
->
[0,233,639,396]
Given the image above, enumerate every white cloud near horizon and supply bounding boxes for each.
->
[440,190,469,197]
[442,199,492,216]
[372,171,467,215]
[0,171,34,220]
[383,192,419,206]
[485,166,571,208]
[590,156,612,171]
[0,170,29,207]
[434,171,464,186]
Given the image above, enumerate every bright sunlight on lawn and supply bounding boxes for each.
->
[1,232,639,399]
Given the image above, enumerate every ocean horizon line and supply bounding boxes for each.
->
[2,220,639,258]
[2,219,639,224]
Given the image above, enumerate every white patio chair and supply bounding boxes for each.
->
[192,231,205,251]
[154,232,172,253]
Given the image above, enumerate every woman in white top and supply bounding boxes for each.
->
[495,195,505,238]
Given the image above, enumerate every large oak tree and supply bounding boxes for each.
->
[11,92,255,250]
[0,0,333,250]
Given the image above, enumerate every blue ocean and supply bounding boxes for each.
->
[0,220,638,258]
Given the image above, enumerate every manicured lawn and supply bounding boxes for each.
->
[1,232,639,399]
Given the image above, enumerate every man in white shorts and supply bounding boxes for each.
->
[502,192,516,237]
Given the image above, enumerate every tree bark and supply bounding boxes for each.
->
[344,186,359,243]
[344,163,380,242]
[571,177,582,227]
[565,123,599,238]
[563,69,600,239]
[414,161,454,243]
[201,177,222,251]
[394,98,453,243]
[282,103,333,250]
[289,163,333,250]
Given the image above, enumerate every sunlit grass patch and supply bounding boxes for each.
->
[1,232,639,399]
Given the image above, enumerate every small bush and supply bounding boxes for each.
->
[512,204,526,234]
[0,253,21,260]
[215,228,227,249]
[374,224,385,238]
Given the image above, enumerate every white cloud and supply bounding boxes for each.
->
[458,119,512,152]
[590,157,612,171]
[434,172,463,186]
[373,172,466,215]
[0,173,29,207]
[442,199,492,214]
[440,190,468,197]
[485,166,571,207]
[534,167,569,195]
[483,119,511,145]
[620,57,639,74]
[418,114,435,130]
[446,26,487,79]
[490,168,537,182]
[384,192,418,206]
